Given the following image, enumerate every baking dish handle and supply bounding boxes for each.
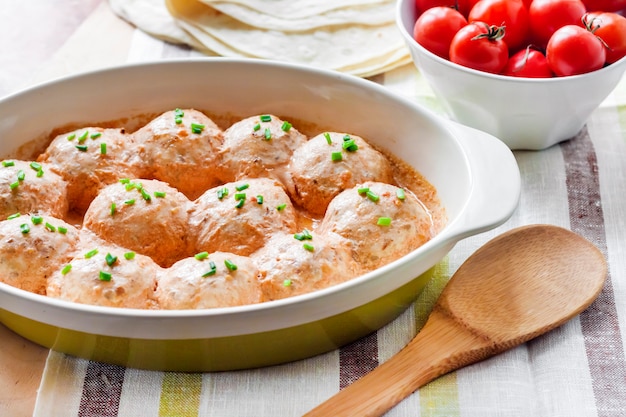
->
[443,121,521,241]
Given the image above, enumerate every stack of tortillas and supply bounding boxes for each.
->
[109,0,411,77]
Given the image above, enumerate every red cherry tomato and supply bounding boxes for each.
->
[502,47,554,77]
[529,0,587,48]
[522,0,533,8]
[546,25,606,76]
[468,0,530,51]
[581,0,626,12]
[585,12,626,63]
[413,7,468,59]
[415,0,472,16]
[449,22,509,73]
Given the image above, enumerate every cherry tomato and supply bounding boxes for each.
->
[581,0,626,12]
[502,47,554,77]
[529,0,587,48]
[522,0,533,8]
[546,25,606,76]
[468,0,530,51]
[449,22,509,73]
[585,12,626,63]
[413,7,468,59]
[415,0,472,16]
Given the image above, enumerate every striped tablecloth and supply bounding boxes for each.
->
[2,1,626,416]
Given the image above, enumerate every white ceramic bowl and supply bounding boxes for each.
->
[0,58,520,371]
[396,0,626,150]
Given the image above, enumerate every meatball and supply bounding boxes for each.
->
[287,132,394,215]
[0,160,69,220]
[156,252,263,309]
[38,127,140,213]
[218,114,307,183]
[189,178,297,256]
[0,214,79,294]
[47,244,160,309]
[253,231,359,301]
[318,181,434,270]
[131,109,224,199]
[83,179,193,267]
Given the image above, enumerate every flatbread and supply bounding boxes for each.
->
[108,0,410,77]
[167,0,406,69]
[202,1,395,31]
[198,0,390,19]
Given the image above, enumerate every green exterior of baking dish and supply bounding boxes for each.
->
[0,267,435,372]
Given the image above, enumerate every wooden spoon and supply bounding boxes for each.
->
[305,224,607,417]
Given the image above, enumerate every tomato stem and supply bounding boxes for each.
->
[471,23,506,42]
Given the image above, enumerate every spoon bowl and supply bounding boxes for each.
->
[305,224,607,417]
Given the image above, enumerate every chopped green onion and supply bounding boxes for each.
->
[100,143,107,155]
[124,251,135,260]
[2,161,14,167]
[78,131,89,142]
[357,187,370,195]
[7,213,20,220]
[224,259,237,271]
[90,132,102,139]
[84,248,99,259]
[31,215,43,225]
[331,151,343,162]
[110,202,116,216]
[283,279,292,287]
[281,121,292,132]
[194,251,209,260]
[20,223,30,234]
[9,181,19,190]
[294,229,313,241]
[57,226,68,234]
[396,188,406,200]
[366,190,380,203]
[202,261,217,277]
[191,123,205,134]
[260,115,272,122]
[303,243,315,252]
[140,188,151,201]
[36,169,44,177]
[124,199,135,205]
[61,264,72,275]
[105,253,118,266]
[276,203,286,211]
[377,217,392,226]
[264,128,272,140]
[342,138,358,152]
[119,178,130,184]
[234,192,247,201]
[66,134,76,141]
[235,199,245,209]
[217,187,229,200]
[174,109,184,124]
[75,145,88,152]
[235,183,249,191]
[154,191,166,198]
[256,195,264,204]
[44,222,56,232]
[17,170,25,181]
[253,123,261,132]
[99,271,112,281]
[324,132,332,145]
[29,162,42,171]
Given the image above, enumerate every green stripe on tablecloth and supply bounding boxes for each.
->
[159,372,202,417]
[618,105,626,138]
[413,258,461,417]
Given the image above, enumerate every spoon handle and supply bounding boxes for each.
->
[304,308,492,417]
